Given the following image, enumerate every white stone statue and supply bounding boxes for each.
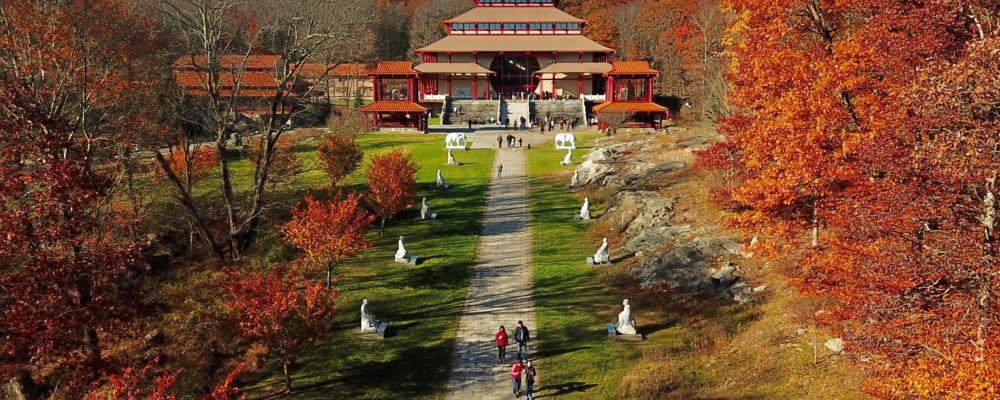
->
[570,170,580,188]
[360,299,379,332]
[447,149,457,165]
[593,237,609,264]
[616,299,637,335]
[394,236,408,262]
[561,149,573,166]
[420,197,436,220]
[579,197,591,220]
[555,133,577,150]
[436,169,448,188]
[445,132,468,150]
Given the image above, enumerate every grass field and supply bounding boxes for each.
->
[209,133,495,399]
[525,133,655,399]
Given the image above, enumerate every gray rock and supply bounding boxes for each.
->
[728,282,754,304]
[752,284,768,293]
[825,338,845,353]
[632,237,741,290]
[2,370,41,400]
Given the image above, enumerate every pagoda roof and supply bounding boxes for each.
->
[414,63,495,75]
[536,62,612,75]
[593,101,668,113]
[358,101,428,114]
[445,6,583,23]
[371,61,419,75]
[608,61,658,75]
[173,71,282,88]
[417,35,612,53]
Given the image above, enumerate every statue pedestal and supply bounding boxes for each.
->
[395,255,419,265]
[587,257,609,267]
[606,323,642,341]
[354,321,390,340]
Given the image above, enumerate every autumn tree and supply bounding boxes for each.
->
[84,358,177,400]
[248,137,303,188]
[0,0,156,394]
[223,267,338,393]
[408,0,472,59]
[317,110,367,185]
[364,149,420,236]
[156,0,372,260]
[705,0,995,397]
[281,193,375,286]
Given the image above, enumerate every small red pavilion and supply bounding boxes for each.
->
[358,61,429,132]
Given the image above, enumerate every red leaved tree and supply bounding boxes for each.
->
[84,358,177,400]
[317,134,364,185]
[364,149,419,236]
[281,193,375,286]
[223,267,338,393]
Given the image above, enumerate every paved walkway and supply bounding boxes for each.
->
[446,134,538,400]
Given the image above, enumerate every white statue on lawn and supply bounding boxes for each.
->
[561,149,573,165]
[447,149,457,165]
[593,237,609,264]
[420,197,433,220]
[394,236,408,262]
[570,170,580,188]
[360,299,379,332]
[436,169,448,188]
[579,197,591,220]
[616,299,637,335]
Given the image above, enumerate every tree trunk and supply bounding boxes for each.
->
[380,218,386,237]
[811,202,819,248]
[153,151,226,261]
[283,361,293,393]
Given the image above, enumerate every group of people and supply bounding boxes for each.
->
[498,133,524,149]
[539,116,583,133]
[495,321,536,399]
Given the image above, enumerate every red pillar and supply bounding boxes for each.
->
[578,74,583,98]
[647,78,653,102]
[473,75,478,100]
[607,76,614,101]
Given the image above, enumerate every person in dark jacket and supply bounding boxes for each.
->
[497,134,503,148]
[524,360,537,400]
[514,320,530,360]
[495,325,509,362]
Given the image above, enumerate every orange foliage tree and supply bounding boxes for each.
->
[317,134,364,185]
[704,0,998,397]
[223,267,338,394]
[364,149,419,236]
[281,193,375,286]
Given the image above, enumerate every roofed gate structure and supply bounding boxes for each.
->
[360,0,668,131]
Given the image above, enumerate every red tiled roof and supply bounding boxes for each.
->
[172,54,283,71]
[371,61,418,75]
[592,101,667,113]
[608,61,658,75]
[174,71,282,88]
[183,89,298,98]
[417,35,612,53]
[445,6,584,23]
[297,63,369,78]
[358,101,428,113]
[414,63,494,75]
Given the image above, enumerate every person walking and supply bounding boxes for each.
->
[511,359,525,398]
[524,361,537,400]
[495,325,509,361]
[468,119,473,131]
[518,137,523,148]
[496,163,503,180]
[520,116,526,131]
[514,320,530,360]
[497,134,503,148]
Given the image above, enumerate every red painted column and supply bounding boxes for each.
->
[578,74,583,97]
[473,75,478,100]
[647,78,653,102]
[607,76,614,101]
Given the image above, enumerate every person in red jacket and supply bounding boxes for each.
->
[511,359,525,397]
[495,325,509,362]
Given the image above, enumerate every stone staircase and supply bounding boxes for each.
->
[533,99,586,126]
[500,100,531,127]
[448,99,500,125]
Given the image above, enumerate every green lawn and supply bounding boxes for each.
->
[218,134,495,399]
[527,134,654,399]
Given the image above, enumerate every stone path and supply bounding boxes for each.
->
[446,134,538,400]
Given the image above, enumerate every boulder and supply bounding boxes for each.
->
[727,282,754,304]
[632,237,741,290]
[825,338,845,353]
[605,191,677,238]
[2,370,42,400]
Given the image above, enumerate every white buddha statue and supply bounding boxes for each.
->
[447,149,457,165]
[616,299,637,335]
[360,299,378,332]
[394,236,408,262]
[593,237,609,264]
[420,197,431,220]
[579,197,591,220]
[570,170,580,188]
